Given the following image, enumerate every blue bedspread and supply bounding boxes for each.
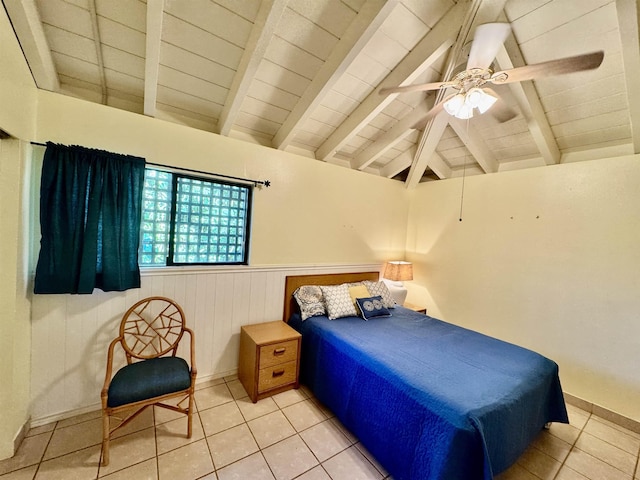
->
[289,308,568,480]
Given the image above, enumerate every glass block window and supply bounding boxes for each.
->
[139,168,252,266]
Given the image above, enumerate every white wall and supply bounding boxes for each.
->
[406,156,640,421]
[29,91,409,423]
[0,7,36,460]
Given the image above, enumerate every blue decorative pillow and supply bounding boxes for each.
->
[355,296,391,320]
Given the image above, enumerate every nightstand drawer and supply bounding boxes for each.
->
[258,340,298,369]
[258,360,297,392]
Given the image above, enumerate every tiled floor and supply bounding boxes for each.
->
[1,376,639,480]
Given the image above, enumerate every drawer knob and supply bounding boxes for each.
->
[272,369,285,378]
[273,347,286,356]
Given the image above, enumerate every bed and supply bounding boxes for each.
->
[283,272,568,480]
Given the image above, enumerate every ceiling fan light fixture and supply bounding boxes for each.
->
[444,93,474,119]
[469,87,498,114]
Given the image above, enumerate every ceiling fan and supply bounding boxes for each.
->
[379,23,604,126]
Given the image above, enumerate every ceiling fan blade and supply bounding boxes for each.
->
[379,81,454,96]
[490,50,604,85]
[411,101,447,130]
[467,23,511,70]
[483,88,517,123]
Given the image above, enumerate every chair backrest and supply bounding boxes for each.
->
[119,296,187,360]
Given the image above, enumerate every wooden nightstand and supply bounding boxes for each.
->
[404,302,427,314]
[238,320,301,403]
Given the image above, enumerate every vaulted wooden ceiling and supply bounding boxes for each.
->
[4,0,638,185]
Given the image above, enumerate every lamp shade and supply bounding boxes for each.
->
[383,261,413,281]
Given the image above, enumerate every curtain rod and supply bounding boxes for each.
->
[30,141,271,188]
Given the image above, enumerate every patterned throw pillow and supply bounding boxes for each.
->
[293,285,326,320]
[355,296,391,320]
[320,284,359,320]
[363,281,396,308]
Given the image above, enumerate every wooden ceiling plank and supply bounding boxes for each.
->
[494,38,561,165]
[144,0,164,117]
[351,102,431,170]
[615,0,640,153]
[316,0,468,162]
[3,0,59,91]
[273,0,397,151]
[448,117,498,173]
[381,148,416,178]
[217,0,287,136]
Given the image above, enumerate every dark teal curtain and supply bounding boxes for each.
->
[34,143,146,294]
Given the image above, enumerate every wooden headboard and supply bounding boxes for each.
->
[282,271,380,322]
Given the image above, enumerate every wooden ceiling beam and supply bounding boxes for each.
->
[405,110,450,185]
[217,0,287,136]
[616,0,640,153]
[144,0,164,117]
[3,0,59,91]
[448,117,498,173]
[494,36,560,165]
[381,148,415,178]
[315,0,467,162]
[273,0,396,151]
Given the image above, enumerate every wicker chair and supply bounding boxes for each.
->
[101,297,196,466]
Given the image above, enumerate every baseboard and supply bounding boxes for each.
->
[564,391,640,434]
[12,419,29,456]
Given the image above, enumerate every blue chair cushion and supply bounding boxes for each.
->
[107,356,191,408]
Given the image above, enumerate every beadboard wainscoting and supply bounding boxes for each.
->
[30,264,381,426]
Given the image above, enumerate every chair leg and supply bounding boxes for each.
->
[187,392,194,439]
[102,411,110,466]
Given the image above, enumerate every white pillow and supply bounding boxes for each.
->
[320,284,359,320]
[293,285,326,320]
[363,281,396,308]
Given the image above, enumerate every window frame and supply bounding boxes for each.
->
[140,167,253,267]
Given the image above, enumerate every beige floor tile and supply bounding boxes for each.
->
[294,466,331,480]
[199,401,245,437]
[328,417,357,445]
[0,465,38,480]
[496,463,539,480]
[555,466,590,480]
[262,435,318,480]
[206,423,259,469]
[515,446,561,480]
[548,422,582,446]
[100,458,157,479]
[153,397,197,425]
[216,452,274,480]
[354,443,387,477]
[43,418,102,460]
[299,419,351,462]
[271,389,307,409]
[195,378,225,391]
[195,384,234,411]
[155,414,204,455]
[98,428,156,477]
[26,423,55,438]
[157,439,213,480]
[576,432,636,475]
[281,400,326,432]
[0,433,51,475]
[223,374,239,383]
[584,417,640,454]
[36,445,101,480]
[111,407,155,439]
[226,380,249,400]
[530,430,572,463]
[321,446,382,480]
[236,397,279,422]
[564,448,632,480]
[56,411,102,429]
[248,411,296,449]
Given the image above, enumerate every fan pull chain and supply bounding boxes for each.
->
[459,118,470,222]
